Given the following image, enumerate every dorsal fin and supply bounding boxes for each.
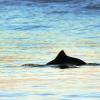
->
[55,50,67,60]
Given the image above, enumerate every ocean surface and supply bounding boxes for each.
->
[0,0,100,100]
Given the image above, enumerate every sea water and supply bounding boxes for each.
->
[0,0,100,100]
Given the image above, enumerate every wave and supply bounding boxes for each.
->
[19,0,81,3]
[85,4,100,10]
[0,0,81,6]
[1,0,100,8]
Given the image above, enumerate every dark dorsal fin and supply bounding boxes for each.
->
[55,50,67,60]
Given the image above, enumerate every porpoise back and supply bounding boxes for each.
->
[47,50,86,66]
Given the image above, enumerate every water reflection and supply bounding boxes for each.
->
[0,66,100,99]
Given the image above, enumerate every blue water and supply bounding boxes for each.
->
[0,0,100,100]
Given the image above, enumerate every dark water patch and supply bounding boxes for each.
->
[15,25,49,30]
[22,64,45,67]
[87,63,100,66]
[85,4,100,10]
[0,0,25,6]
[34,93,55,96]
[24,0,69,3]
[32,85,49,90]
[63,92,100,99]
[49,10,68,14]
[24,0,90,4]
[0,0,92,5]
[0,0,67,6]
[6,24,50,31]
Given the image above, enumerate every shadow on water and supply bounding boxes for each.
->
[21,63,100,69]
[21,63,78,69]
